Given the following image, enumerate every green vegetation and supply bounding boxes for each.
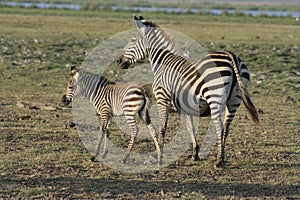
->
[0,6,299,199]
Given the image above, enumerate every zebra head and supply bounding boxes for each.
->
[117,14,154,69]
[62,65,80,106]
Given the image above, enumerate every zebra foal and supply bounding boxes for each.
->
[62,66,161,164]
[117,14,259,167]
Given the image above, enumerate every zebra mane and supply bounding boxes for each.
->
[79,69,113,85]
[141,19,177,52]
[141,20,158,28]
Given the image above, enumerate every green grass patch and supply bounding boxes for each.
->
[0,6,299,199]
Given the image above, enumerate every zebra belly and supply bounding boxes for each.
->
[199,99,211,116]
[172,96,210,116]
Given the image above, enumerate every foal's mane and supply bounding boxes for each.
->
[80,69,114,85]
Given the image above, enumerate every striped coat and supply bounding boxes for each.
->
[62,66,161,164]
[118,15,259,167]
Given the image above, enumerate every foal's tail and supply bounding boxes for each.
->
[138,84,152,125]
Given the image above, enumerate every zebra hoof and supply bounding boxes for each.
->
[192,154,200,161]
[214,160,225,168]
[157,159,162,166]
[90,156,96,162]
[122,157,128,164]
[101,152,108,159]
[121,159,127,164]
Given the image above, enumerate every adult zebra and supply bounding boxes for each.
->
[117,14,259,167]
[62,66,161,165]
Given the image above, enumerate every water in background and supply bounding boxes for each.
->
[1,1,299,18]
[0,1,81,10]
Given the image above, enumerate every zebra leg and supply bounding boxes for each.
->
[122,115,138,164]
[90,124,104,162]
[213,117,225,168]
[221,89,242,163]
[216,108,239,167]
[223,107,237,151]
[156,102,170,155]
[147,123,162,165]
[143,109,162,165]
[208,101,226,168]
[153,86,171,160]
[101,120,111,158]
[90,116,110,161]
[185,115,200,161]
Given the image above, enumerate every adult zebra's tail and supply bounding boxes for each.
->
[138,84,153,125]
[229,52,260,125]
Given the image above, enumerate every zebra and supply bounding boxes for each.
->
[117,14,259,167]
[62,65,162,165]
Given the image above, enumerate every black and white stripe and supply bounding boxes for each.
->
[118,14,259,167]
[62,66,161,164]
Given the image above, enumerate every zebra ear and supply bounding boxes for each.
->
[70,65,78,76]
[133,14,150,36]
[71,65,77,71]
[133,14,145,29]
[139,14,144,20]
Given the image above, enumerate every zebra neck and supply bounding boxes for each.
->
[148,28,175,52]
[149,48,186,74]
[79,70,110,102]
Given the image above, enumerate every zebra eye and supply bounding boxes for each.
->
[131,37,136,42]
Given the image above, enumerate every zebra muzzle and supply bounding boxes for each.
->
[117,57,130,69]
[61,94,71,106]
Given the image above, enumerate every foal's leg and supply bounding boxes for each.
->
[90,124,104,162]
[101,119,111,158]
[90,115,110,161]
[122,114,138,163]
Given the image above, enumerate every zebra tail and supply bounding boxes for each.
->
[239,84,260,125]
[230,53,260,125]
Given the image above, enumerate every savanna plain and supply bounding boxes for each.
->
[0,6,299,199]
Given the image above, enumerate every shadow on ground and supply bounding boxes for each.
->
[2,175,299,198]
